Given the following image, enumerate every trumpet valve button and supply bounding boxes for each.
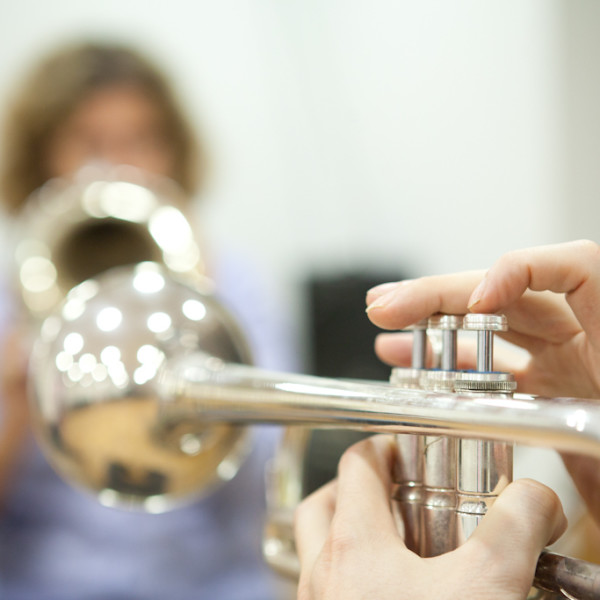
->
[428,315,462,371]
[428,314,463,330]
[454,371,516,393]
[462,314,508,332]
[462,314,508,373]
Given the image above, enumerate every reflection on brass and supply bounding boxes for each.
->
[46,397,246,507]
[29,258,253,512]
[17,165,205,320]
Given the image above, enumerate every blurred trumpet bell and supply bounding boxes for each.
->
[30,262,252,512]
[20,165,255,511]
[16,164,204,319]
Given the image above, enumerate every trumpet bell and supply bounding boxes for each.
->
[16,164,204,319]
[30,262,252,512]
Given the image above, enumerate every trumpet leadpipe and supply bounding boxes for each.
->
[157,353,600,459]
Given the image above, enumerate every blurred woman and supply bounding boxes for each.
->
[0,41,295,600]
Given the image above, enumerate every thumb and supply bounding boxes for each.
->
[467,479,566,574]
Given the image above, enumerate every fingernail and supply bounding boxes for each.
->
[366,290,395,313]
[468,276,487,310]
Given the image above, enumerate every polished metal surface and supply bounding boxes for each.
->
[454,318,513,550]
[390,329,426,554]
[428,314,461,371]
[392,432,424,553]
[455,437,513,545]
[409,319,428,370]
[422,315,464,556]
[156,351,600,458]
[463,313,508,372]
[454,371,517,393]
[16,164,204,320]
[457,438,512,496]
[392,321,429,553]
[30,263,252,511]
[463,313,509,331]
[421,434,457,556]
[534,553,600,600]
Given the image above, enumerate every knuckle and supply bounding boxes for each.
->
[324,512,362,560]
[495,248,521,269]
[338,436,383,469]
[512,478,562,522]
[337,441,365,474]
[574,238,600,263]
[327,530,356,562]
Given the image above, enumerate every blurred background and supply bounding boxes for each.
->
[1,0,599,373]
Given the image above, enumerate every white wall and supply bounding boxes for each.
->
[563,1,600,241]
[0,0,593,344]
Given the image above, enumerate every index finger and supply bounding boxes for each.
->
[366,271,484,330]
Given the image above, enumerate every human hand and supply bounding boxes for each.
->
[294,435,566,600]
[366,240,600,400]
[364,239,600,522]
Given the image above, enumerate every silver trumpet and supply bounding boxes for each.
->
[18,170,600,599]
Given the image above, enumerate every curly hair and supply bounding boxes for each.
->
[0,41,204,213]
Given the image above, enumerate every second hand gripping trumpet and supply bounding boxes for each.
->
[262,313,600,599]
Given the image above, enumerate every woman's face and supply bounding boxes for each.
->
[44,84,176,179]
